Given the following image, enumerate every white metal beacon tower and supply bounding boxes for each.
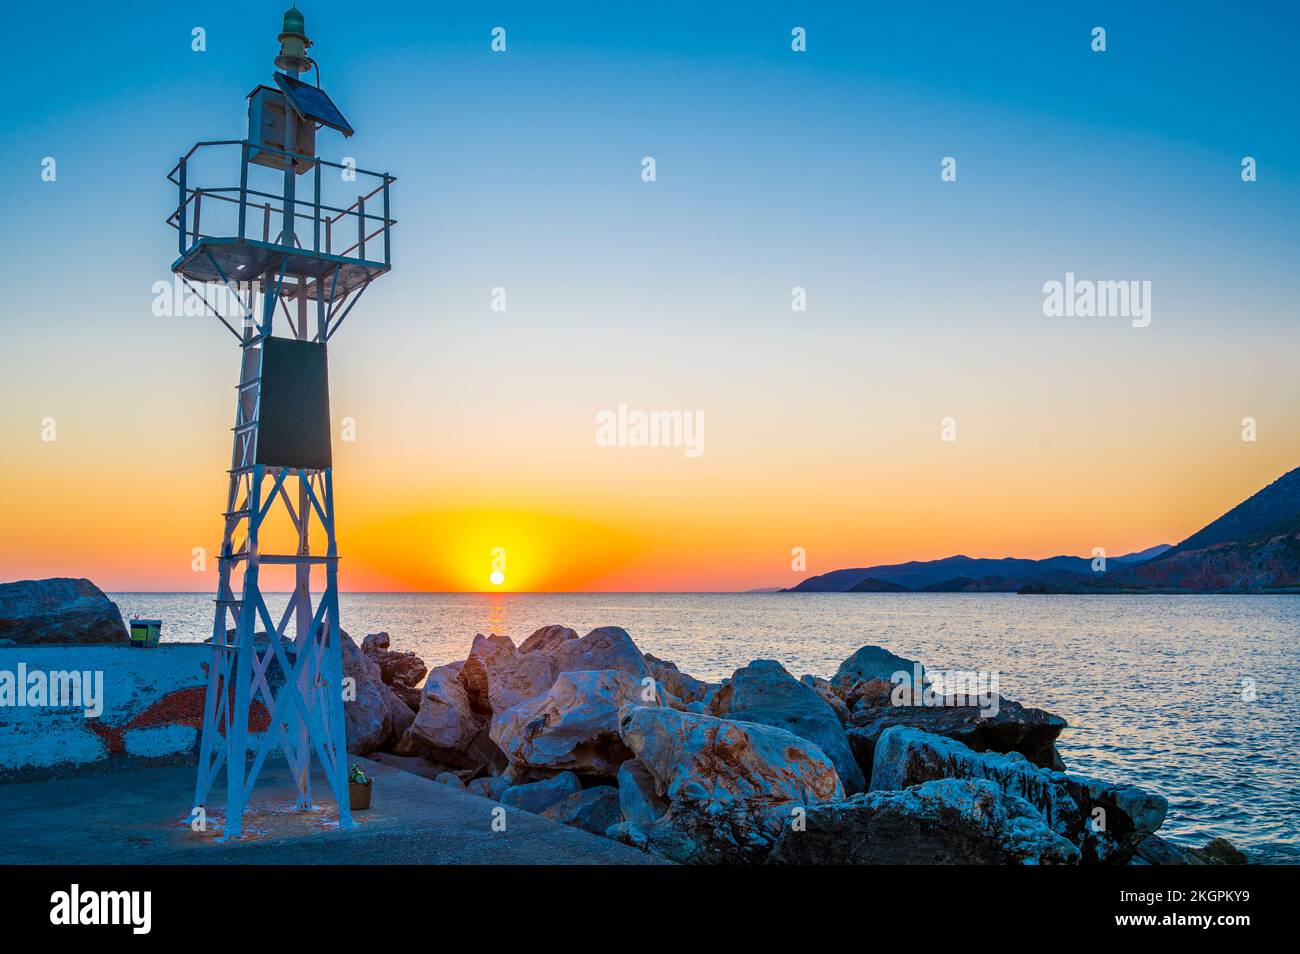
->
[166,5,395,838]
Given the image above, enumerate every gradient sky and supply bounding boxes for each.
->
[1,1,1297,591]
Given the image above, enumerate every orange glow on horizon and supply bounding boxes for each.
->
[2,358,1298,592]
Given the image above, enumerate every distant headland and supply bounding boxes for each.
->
[785,466,1300,595]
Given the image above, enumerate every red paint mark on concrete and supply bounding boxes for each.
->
[89,686,271,754]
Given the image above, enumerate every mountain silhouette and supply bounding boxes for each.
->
[1024,467,1300,594]
[786,467,1300,595]
[787,549,1168,593]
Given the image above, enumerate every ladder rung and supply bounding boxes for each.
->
[228,554,338,565]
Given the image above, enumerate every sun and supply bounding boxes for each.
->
[489,570,505,587]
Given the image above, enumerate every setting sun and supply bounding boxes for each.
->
[489,571,505,586]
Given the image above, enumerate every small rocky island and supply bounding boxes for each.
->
[348,625,1247,865]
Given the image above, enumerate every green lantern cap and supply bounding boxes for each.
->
[281,5,306,40]
[276,4,313,73]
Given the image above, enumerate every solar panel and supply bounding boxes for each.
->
[273,72,354,137]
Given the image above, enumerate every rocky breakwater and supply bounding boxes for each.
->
[343,625,1246,866]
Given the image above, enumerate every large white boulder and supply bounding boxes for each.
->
[0,578,127,645]
[458,632,557,716]
[711,659,865,794]
[491,669,650,777]
[395,661,489,765]
[871,726,1166,863]
[518,624,578,655]
[553,626,649,679]
[618,704,845,810]
[768,778,1080,865]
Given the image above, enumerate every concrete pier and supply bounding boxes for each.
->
[0,755,665,865]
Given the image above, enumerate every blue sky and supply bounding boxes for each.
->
[4,1,1296,331]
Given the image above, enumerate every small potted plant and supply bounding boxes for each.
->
[348,764,372,811]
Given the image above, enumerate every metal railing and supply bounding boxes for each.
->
[166,140,395,266]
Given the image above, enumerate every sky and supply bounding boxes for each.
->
[0,1,1297,592]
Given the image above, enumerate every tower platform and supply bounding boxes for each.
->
[166,138,395,301]
[172,237,388,299]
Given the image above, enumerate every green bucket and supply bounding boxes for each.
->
[129,619,162,648]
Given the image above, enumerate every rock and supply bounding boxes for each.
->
[341,630,393,755]
[832,645,925,692]
[711,659,865,794]
[1052,745,1067,771]
[356,634,427,713]
[491,670,646,777]
[355,632,427,712]
[622,801,791,864]
[361,632,390,655]
[1131,835,1246,866]
[518,624,578,655]
[388,681,423,713]
[471,727,509,775]
[394,661,488,764]
[541,786,622,835]
[647,653,714,704]
[618,757,668,825]
[870,726,1045,804]
[800,675,852,725]
[434,771,465,789]
[499,771,583,815]
[603,769,806,868]
[386,693,416,747]
[0,639,15,647]
[870,726,1166,863]
[846,693,1067,776]
[377,651,427,691]
[1133,834,1206,865]
[553,626,650,679]
[0,578,128,645]
[1196,836,1248,865]
[619,705,845,810]
[606,821,649,851]
[768,778,1080,865]
[436,726,504,777]
[466,774,512,801]
[842,678,896,715]
[459,632,557,716]
[1058,773,1168,846]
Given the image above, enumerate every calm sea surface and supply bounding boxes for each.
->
[111,592,1299,863]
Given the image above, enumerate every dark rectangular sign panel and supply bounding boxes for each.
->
[255,337,332,470]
